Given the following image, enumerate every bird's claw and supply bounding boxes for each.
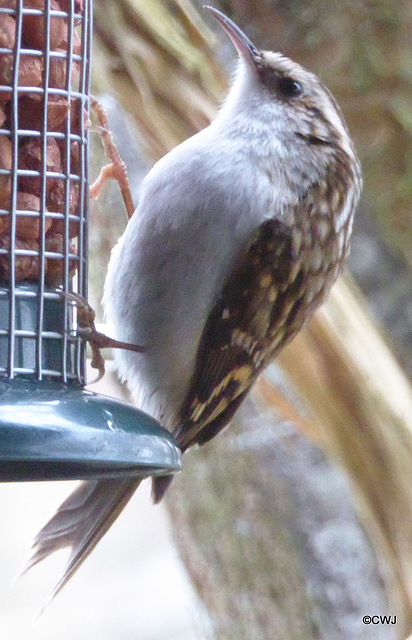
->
[62,292,146,383]
[89,97,135,220]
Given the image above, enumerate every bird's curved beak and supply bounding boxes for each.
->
[203,6,261,67]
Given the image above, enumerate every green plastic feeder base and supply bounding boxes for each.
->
[0,378,181,482]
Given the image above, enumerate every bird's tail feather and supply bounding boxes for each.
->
[151,474,174,504]
[20,478,140,606]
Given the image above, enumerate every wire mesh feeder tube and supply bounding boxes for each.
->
[0,0,181,481]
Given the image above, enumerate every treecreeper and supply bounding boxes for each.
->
[24,6,362,602]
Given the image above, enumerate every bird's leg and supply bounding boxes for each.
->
[89,96,135,220]
[64,292,145,382]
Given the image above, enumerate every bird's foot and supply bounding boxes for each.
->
[89,96,135,220]
[63,292,145,383]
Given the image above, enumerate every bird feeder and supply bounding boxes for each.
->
[0,0,181,481]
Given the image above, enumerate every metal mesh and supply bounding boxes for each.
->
[0,0,92,383]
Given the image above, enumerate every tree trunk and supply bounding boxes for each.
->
[167,393,393,640]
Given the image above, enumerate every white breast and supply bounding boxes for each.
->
[103,129,273,427]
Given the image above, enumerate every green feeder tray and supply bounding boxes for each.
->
[0,378,181,482]
[0,286,181,482]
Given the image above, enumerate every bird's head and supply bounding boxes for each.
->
[204,6,359,178]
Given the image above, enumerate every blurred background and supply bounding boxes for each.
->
[2,0,412,638]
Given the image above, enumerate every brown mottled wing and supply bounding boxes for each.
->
[175,217,307,452]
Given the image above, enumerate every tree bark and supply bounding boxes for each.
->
[167,394,393,640]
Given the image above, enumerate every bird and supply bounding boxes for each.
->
[23,6,362,603]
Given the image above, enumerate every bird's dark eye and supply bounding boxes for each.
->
[277,77,302,99]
